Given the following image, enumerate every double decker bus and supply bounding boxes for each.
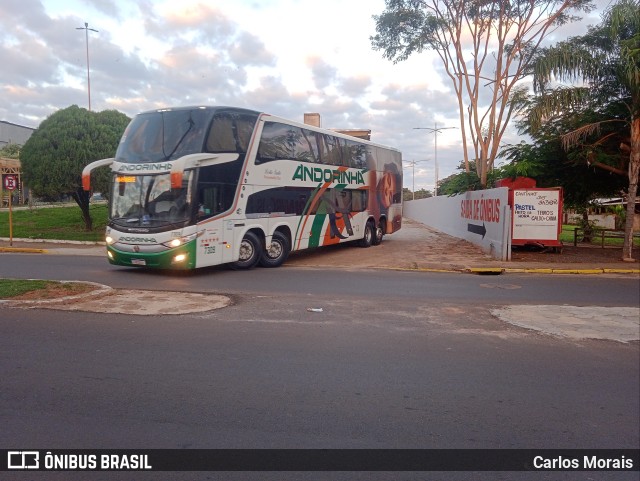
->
[82,106,402,270]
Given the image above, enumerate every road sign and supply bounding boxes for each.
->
[3,174,17,191]
[3,174,17,246]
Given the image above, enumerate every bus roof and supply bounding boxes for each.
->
[135,105,401,153]
[137,105,262,117]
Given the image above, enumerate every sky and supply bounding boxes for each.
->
[0,0,612,192]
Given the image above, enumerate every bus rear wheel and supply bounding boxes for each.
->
[230,231,261,270]
[259,231,290,268]
[358,221,374,248]
[372,223,384,246]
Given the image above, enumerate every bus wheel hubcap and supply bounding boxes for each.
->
[240,241,254,260]
[268,242,282,258]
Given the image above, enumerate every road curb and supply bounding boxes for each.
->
[466,268,505,275]
[390,266,640,275]
[603,268,640,274]
[503,268,640,275]
[0,237,105,246]
[0,247,48,254]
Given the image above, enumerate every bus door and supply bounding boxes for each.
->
[194,222,224,268]
[198,214,246,266]
[222,219,244,264]
[193,181,230,268]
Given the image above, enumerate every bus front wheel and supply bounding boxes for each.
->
[230,231,261,270]
[259,231,290,268]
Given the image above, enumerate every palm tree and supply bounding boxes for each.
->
[529,0,639,260]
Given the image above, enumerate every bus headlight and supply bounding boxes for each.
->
[105,235,115,245]
[162,233,198,249]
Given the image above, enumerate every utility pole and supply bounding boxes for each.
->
[414,123,457,196]
[403,160,430,200]
[76,22,99,111]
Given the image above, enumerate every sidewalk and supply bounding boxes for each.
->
[286,219,640,274]
[1,218,639,274]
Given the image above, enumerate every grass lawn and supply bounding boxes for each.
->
[0,279,55,298]
[0,203,108,242]
[0,278,96,300]
[560,225,640,247]
[0,204,107,298]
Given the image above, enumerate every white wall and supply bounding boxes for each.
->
[404,188,511,260]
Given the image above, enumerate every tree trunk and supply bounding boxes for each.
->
[71,188,93,231]
[477,152,489,188]
[622,117,639,261]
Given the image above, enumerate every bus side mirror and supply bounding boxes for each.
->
[171,170,184,189]
[82,158,115,191]
[82,174,91,192]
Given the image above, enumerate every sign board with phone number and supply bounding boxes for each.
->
[512,188,562,245]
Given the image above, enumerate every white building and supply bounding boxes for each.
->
[0,120,35,147]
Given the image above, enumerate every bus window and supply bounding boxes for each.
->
[235,116,255,152]
[351,190,367,212]
[198,184,224,217]
[195,161,243,219]
[207,115,236,152]
[120,116,163,162]
[344,140,367,168]
[110,172,192,227]
[256,122,318,164]
[116,109,214,163]
[206,113,257,154]
[300,129,320,163]
[246,186,312,216]
[321,135,343,166]
[257,122,296,162]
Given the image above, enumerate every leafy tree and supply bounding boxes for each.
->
[371,0,593,187]
[438,167,482,195]
[496,144,546,181]
[502,102,627,209]
[20,105,130,230]
[501,116,626,241]
[527,0,639,260]
[403,187,433,200]
[414,188,433,200]
[0,143,22,159]
[438,160,505,195]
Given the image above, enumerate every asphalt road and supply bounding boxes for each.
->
[1,255,638,481]
[1,253,639,306]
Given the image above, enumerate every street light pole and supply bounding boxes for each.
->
[76,22,99,111]
[414,123,457,196]
[402,160,430,200]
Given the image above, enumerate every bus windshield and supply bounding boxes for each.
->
[116,109,212,163]
[110,172,193,228]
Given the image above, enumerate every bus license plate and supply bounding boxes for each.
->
[131,259,146,266]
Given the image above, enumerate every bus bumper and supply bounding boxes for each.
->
[106,240,197,270]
